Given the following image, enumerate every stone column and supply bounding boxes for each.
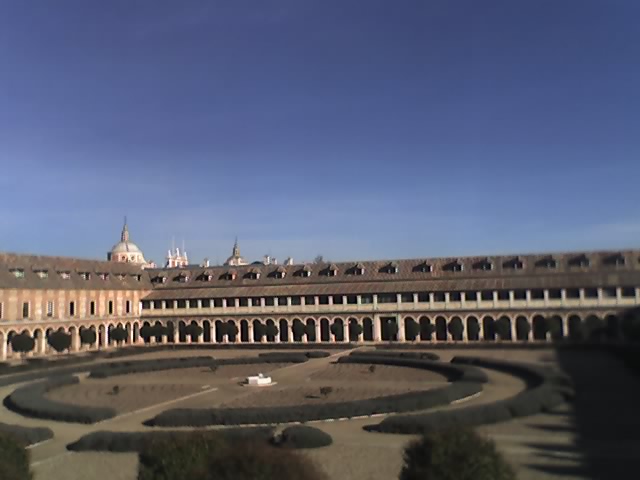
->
[315,322,321,343]
[342,321,348,342]
[248,324,254,343]
[373,315,382,342]
[1,339,7,362]
[510,318,517,342]
[397,317,405,342]
[128,326,134,345]
[72,330,80,352]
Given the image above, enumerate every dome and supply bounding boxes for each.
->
[110,240,143,255]
[107,219,147,265]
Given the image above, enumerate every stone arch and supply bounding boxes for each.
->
[305,318,317,342]
[332,318,345,342]
[164,321,175,343]
[265,318,277,342]
[133,323,140,344]
[466,316,480,341]
[214,320,224,342]
[448,316,464,341]
[279,319,289,342]
[348,317,361,342]
[419,316,433,341]
[200,320,209,342]
[320,318,330,342]
[227,320,238,342]
[380,317,398,342]
[532,315,547,340]
[362,317,374,342]
[404,316,418,341]
[6,330,18,358]
[435,316,447,341]
[252,319,264,342]
[178,320,187,343]
[98,325,107,348]
[515,316,530,341]
[568,315,582,340]
[482,316,496,341]
[496,315,512,341]
[548,315,564,340]
[124,322,132,344]
[240,319,249,343]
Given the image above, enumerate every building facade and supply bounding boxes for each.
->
[1,233,639,360]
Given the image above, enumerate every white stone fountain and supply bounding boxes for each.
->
[245,372,273,387]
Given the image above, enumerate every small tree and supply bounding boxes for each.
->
[494,317,512,341]
[405,319,420,341]
[467,320,480,340]
[292,320,306,342]
[447,317,464,341]
[400,428,515,480]
[185,324,204,341]
[10,333,35,358]
[226,322,239,341]
[47,330,72,353]
[304,323,316,342]
[319,386,333,397]
[348,321,363,342]
[516,317,531,341]
[254,323,267,342]
[80,328,97,347]
[265,323,279,341]
[330,322,344,341]
[110,327,127,345]
[140,325,153,342]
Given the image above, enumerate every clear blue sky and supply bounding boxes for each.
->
[1,0,639,265]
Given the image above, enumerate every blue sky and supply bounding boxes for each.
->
[1,0,639,265]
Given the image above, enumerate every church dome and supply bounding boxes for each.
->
[110,240,143,255]
[108,219,147,264]
[224,238,248,266]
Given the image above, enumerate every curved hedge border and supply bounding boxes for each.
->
[66,426,275,452]
[146,357,484,427]
[367,356,569,434]
[271,425,333,449]
[0,422,54,446]
[368,349,440,361]
[4,375,116,424]
[338,355,488,383]
[89,355,309,379]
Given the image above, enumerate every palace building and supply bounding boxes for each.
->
[0,221,639,360]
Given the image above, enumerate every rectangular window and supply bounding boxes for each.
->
[417,292,430,302]
[347,295,358,305]
[46,301,54,317]
[319,295,330,305]
[177,300,187,309]
[584,288,598,299]
[400,293,414,303]
[22,302,29,319]
[239,298,249,307]
[214,299,224,308]
[449,291,462,302]
[69,301,75,317]
[332,295,344,305]
[304,296,316,306]
[464,291,478,301]
[90,301,96,316]
[432,292,445,302]
[265,297,275,307]
[251,298,261,307]
[291,296,301,306]
[142,301,151,310]
[621,287,636,298]
[513,290,526,300]
[548,289,562,299]
[602,287,617,298]
[360,294,373,304]
[126,300,131,313]
[108,301,114,315]
[497,290,509,301]
[480,291,494,301]
[277,297,288,306]
[225,298,236,308]
[566,288,580,299]
[531,289,544,300]
[153,300,163,309]
[201,299,211,308]
[377,293,397,304]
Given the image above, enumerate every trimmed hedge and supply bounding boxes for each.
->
[0,422,53,447]
[67,427,275,452]
[357,349,440,361]
[338,355,489,383]
[4,375,116,424]
[271,425,333,449]
[0,432,33,480]
[305,351,331,358]
[368,356,569,434]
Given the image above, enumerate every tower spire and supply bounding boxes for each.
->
[233,236,240,257]
[120,216,129,242]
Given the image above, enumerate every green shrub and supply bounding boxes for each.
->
[271,425,333,449]
[138,432,327,480]
[0,432,33,480]
[400,428,515,480]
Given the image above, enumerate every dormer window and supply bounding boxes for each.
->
[59,271,71,280]
[443,260,463,272]
[220,271,237,281]
[472,258,493,271]
[10,268,25,279]
[98,272,109,281]
[131,274,141,282]
[568,254,590,268]
[412,261,432,273]
[322,264,338,277]
[34,269,49,279]
[535,256,557,269]
[116,273,126,281]
[151,275,167,284]
[271,266,286,279]
[245,268,261,280]
[200,270,214,281]
[175,273,189,283]
[294,265,312,277]
[348,263,365,275]
[602,253,625,267]
[381,262,399,274]
[502,257,523,270]
[79,271,91,280]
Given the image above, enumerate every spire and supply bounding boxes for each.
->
[120,216,129,242]
[233,236,240,257]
